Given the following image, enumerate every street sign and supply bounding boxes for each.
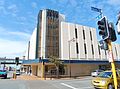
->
[99,40,108,50]
[96,15,102,19]
[108,50,114,62]
[91,7,102,13]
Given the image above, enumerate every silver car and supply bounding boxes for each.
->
[91,69,103,77]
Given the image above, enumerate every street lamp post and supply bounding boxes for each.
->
[68,38,75,78]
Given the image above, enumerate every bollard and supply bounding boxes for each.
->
[13,73,17,79]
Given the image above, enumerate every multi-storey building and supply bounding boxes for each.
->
[25,9,65,60]
[36,9,65,59]
[24,9,120,77]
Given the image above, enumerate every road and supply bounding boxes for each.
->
[46,76,94,89]
[0,76,94,89]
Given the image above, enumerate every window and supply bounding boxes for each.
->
[75,28,78,39]
[83,29,85,40]
[91,44,94,55]
[45,10,59,58]
[90,31,92,41]
[105,50,107,55]
[84,43,87,54]
[115,47,118,56]
[76,42,79,54]
[98,45,101,55]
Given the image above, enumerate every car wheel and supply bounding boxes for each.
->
[94,88,98,89]
[108,84,113,89]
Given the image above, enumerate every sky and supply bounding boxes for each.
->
[0,0,120,59]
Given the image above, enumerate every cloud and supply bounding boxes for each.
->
[8,4,17,11]
[0,38,27,58]
[13,16,27,25]
[0,2,19,16]
[9,31,31,40]
[107,0,120,6]
[7,4,18,16]
[31,2,37,8]
[0,26,31,40]
[19,16,26,21]
[0,26,31,58]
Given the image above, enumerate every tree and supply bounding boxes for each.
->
[49,56,64,78]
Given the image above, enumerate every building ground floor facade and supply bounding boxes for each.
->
[22,59,120,78]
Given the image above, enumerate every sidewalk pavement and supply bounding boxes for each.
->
[14,75,47,80]
[13,74,89,80]
[14,74,59,80]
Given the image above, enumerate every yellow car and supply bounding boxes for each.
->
[92,70,120,89]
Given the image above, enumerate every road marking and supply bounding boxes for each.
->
[61,83,93,89]
[61,83,77,89]
[78,86,94,89]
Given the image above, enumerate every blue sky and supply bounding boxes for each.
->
[0,0,120,58]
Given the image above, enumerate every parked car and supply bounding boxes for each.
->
[0,70,7,79]
[92,70,120,89]
[16,69,21,75]
[91,69,104,77]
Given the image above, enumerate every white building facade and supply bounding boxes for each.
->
[60,22,120,61]
[26,14,120,61]
[25,28,37,60]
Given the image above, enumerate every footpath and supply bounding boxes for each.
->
[13,74,51,80]
[14,74,90,80]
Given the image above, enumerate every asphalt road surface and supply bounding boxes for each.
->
[0,76,94,89]
[46,76,94,89]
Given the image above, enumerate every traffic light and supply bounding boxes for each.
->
[97,16,109,40]
[108,22,117,42]
[15,57,19,65]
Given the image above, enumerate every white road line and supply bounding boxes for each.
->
[61,83,77,89]
[77,86,94,89]
[61,83,93,89]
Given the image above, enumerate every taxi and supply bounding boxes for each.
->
[92,70,120,89]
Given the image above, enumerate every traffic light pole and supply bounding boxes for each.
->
[108,40,118,89]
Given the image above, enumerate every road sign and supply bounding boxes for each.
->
[91,7,102,13]
[99,40,108,50]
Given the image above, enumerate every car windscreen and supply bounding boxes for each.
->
[98,72,112,78]
[16,70,20,72]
